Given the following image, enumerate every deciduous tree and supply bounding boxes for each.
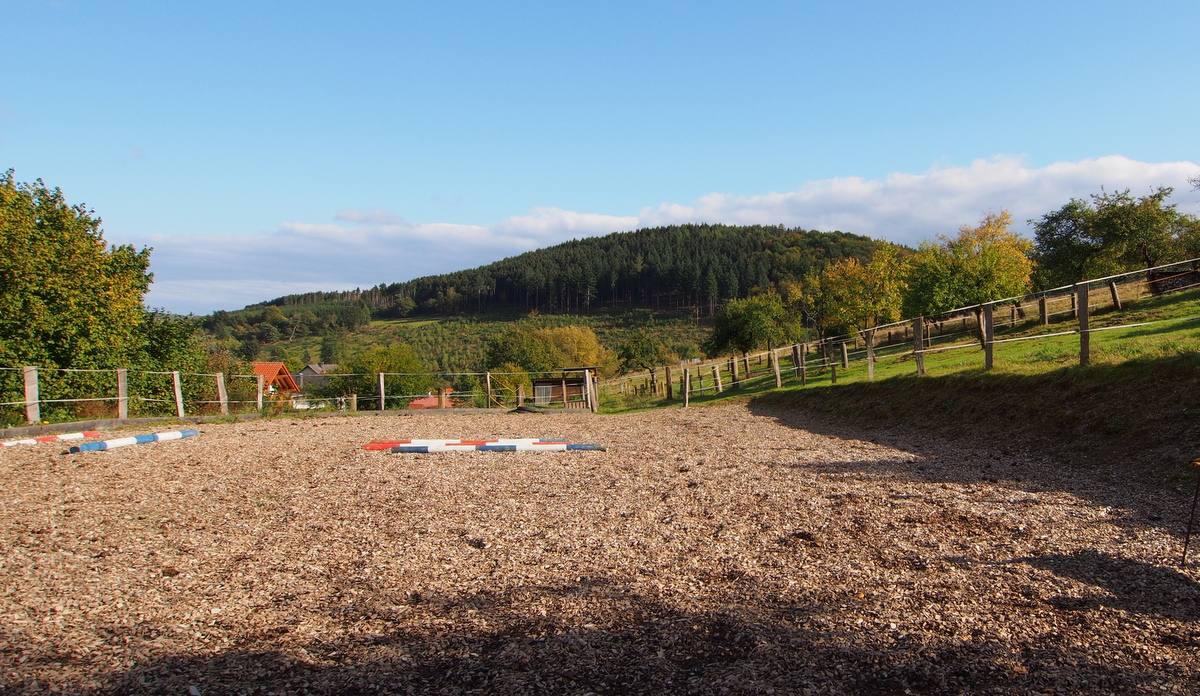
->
[903,211,1033,319]
[0,170,153,369]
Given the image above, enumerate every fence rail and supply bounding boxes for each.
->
[0,366,602,428]
[603,257,1200,406]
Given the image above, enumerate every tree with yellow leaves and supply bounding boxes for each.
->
[902,211,1033,319]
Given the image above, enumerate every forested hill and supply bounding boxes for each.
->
[259,224,887,318]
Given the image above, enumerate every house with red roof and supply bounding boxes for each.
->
[249,362,300,394]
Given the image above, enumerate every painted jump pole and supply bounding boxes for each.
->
[3,431,101,447]
[69,429,199,453]
[363,438,605,453]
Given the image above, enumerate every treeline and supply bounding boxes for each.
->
[201,301,372,360]
[260,224,887,317]
[699,187,1200,359]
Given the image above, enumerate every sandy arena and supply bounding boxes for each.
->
[2,404,1198,695]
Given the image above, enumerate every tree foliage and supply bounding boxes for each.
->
[902,211,1033,317]
[328,343,432,405]
[1032,187,1200,288]
[253,225,886,320]
[0,170,207,374]
[0,171,154,368]
[484,324,611,374]
[703,293,796,357]
[616,329,670,374]
[791,244,908,338]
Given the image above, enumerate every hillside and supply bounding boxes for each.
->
[201,224,890,370]
[256,223,885,316]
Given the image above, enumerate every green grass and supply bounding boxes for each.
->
[600,286,1200,479]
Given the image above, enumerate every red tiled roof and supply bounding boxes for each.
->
[249,362,301,392]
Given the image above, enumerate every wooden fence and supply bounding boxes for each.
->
[603,257,1200,406]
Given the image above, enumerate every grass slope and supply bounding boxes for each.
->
[607,286,1200,480]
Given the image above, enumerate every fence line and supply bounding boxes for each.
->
[607,257,1200,406]
[1,364,603,427]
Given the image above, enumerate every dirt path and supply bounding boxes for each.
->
[2,405,1197,694]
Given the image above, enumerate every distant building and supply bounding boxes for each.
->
[250,362,301,394]
[296,363,337,390]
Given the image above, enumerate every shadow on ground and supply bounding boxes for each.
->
[38,574,1200,695]
[746,354,1200,535]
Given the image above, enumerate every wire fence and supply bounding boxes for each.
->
[0,365,601,428]
[603,257,1200,406]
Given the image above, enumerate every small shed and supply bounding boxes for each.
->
[250,362,301,394]
[529,367,598,409]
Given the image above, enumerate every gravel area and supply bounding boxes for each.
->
[2,404,1198,695]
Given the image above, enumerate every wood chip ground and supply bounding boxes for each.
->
[2,405,1198,695]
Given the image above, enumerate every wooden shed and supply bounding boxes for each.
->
[250,362,300,394]
[529,367,599,409]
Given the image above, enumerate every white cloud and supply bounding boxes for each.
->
[131,155,1200,314]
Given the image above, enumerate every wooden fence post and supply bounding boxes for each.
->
[731,356,740,387]
[799,343,807,386]
[983,304,995,370]
[378,373,386,411]
[486,372,495,407]
[562,377,569,405]
[349,393,357,411]
[713,365,723,393]
[866,330,875,381]
[439,387,447,409]
[665,366,674,400]
[840,342,849,369]
[914,317,926,377]
[772,349,782,388]
[22,366,39,424]
[256,375,265,411]
[216,372,229,416]
[116,368,128,419]
[683,368,690,408]
[590,370,599,413]
[791,344,802,377]
[1077,282,1090,366]
[517,385,525,406]
[1039,296,1049,326]
[172,371,185,418]
[1108,279,1122,310]
[743,354,752,378]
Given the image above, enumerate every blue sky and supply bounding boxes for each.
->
[3,1,1198,314]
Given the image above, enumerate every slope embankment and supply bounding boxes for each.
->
[751,351,1200,483]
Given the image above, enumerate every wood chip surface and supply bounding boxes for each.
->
[2,405,1198,694]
